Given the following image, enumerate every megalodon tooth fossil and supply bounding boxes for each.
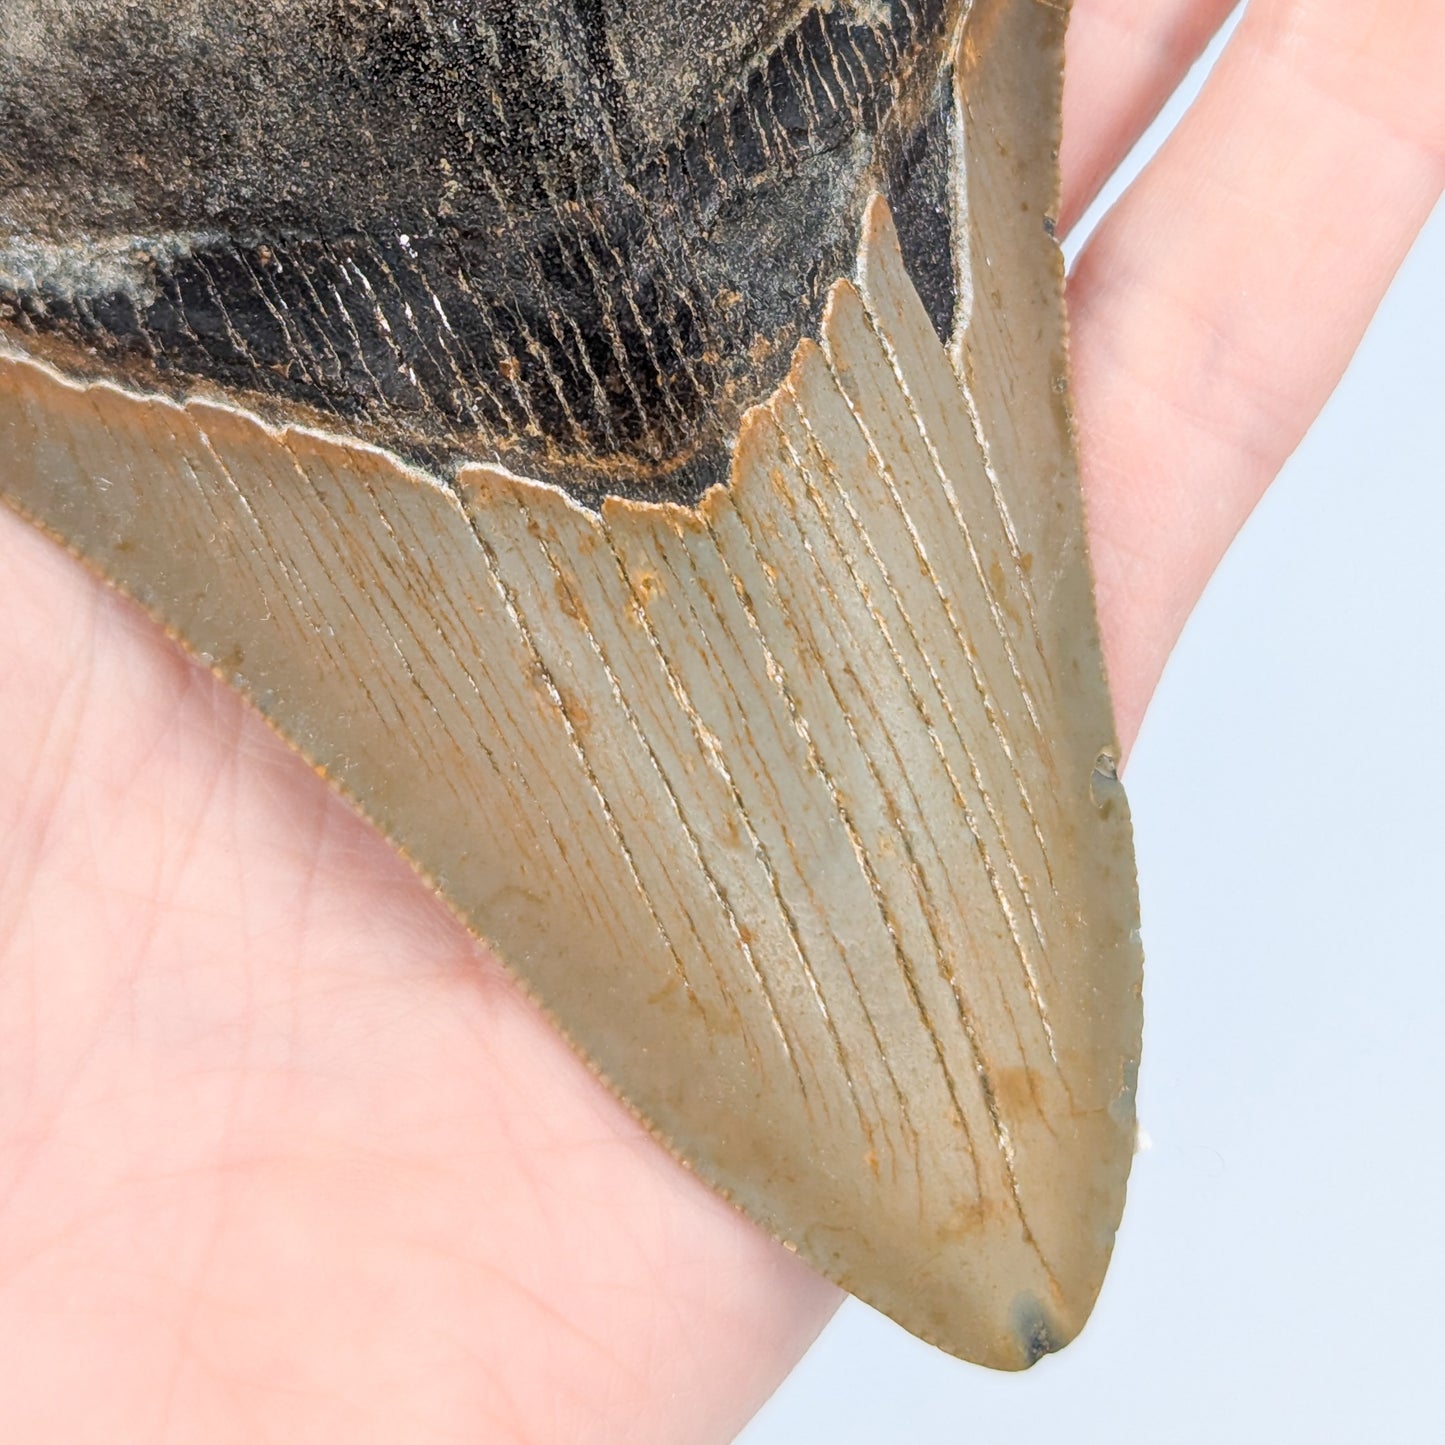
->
[0,0,1143,1369]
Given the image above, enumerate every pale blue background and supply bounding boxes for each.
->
[742,20,1444,1443]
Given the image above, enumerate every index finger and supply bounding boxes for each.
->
[1060,0,1241,235]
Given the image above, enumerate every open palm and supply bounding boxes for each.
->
[2,2,1441,1440]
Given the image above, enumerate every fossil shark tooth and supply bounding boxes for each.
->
[0,0,1143,1368]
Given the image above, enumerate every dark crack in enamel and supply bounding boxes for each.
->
[0,0,965,504]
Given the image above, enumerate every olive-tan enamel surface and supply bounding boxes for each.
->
[0,0,1142,1369]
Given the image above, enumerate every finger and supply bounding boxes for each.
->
[1060,0,1241,235]
[1069,0,1445,752]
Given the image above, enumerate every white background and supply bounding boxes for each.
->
[742,21,1445,1444]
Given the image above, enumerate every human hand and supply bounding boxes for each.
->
[1,2,1441,1441]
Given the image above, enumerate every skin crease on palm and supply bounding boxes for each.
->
[0,0,1440,1439]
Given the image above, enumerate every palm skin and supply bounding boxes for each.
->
[1,2,1441,1440]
